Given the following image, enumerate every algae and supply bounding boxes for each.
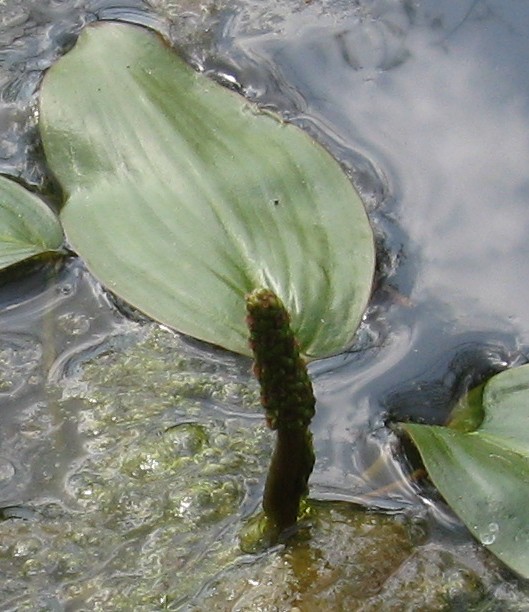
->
[0,323,528,609]
[191,502,492,611]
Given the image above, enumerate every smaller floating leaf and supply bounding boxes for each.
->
[401,364,529,579]
[0,175,63,271]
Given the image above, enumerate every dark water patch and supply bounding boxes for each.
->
[384,333,523,425]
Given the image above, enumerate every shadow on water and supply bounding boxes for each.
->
[2,0,529,608]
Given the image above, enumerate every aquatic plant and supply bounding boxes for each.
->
[400,365,529,579]
[33,20,374,547]
[246,288,315,538]
[38,22,375,360]
[0,175,63,269]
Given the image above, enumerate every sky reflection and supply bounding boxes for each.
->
[237,6,529,346]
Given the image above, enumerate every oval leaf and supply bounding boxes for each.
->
[402,364,529,579]
[0,175,63,271]
[39,23,374,358]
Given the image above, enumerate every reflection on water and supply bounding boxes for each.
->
[235,0,529,343]
[234,0,529,487]
[0,261,122,507]
[2,0,529,607]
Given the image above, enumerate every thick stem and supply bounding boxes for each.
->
[263,427,315,532]
[245,288,315,535]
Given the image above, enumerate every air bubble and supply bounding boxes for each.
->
[479,521,499,545]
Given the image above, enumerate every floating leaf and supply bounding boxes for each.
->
[0,175,63,271]
[39,23,374,358]
[401,365,529,579]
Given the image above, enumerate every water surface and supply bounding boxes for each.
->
[1,0,529,608]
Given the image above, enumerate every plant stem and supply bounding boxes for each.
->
[245,288,315,535]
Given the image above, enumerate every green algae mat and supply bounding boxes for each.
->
[0,324,523,609]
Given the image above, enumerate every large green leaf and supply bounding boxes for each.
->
[0,175,63,271]
[39,23,374,358]
[401,365,529,579]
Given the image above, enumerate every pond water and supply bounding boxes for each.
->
[2,0,529,609]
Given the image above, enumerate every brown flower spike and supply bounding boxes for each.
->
[246,288,316,534]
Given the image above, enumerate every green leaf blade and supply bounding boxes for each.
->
[0,175,63,271]
[402,364,529,579]
[39,23,375,358]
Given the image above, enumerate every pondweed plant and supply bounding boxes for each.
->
[0,23,375,552]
